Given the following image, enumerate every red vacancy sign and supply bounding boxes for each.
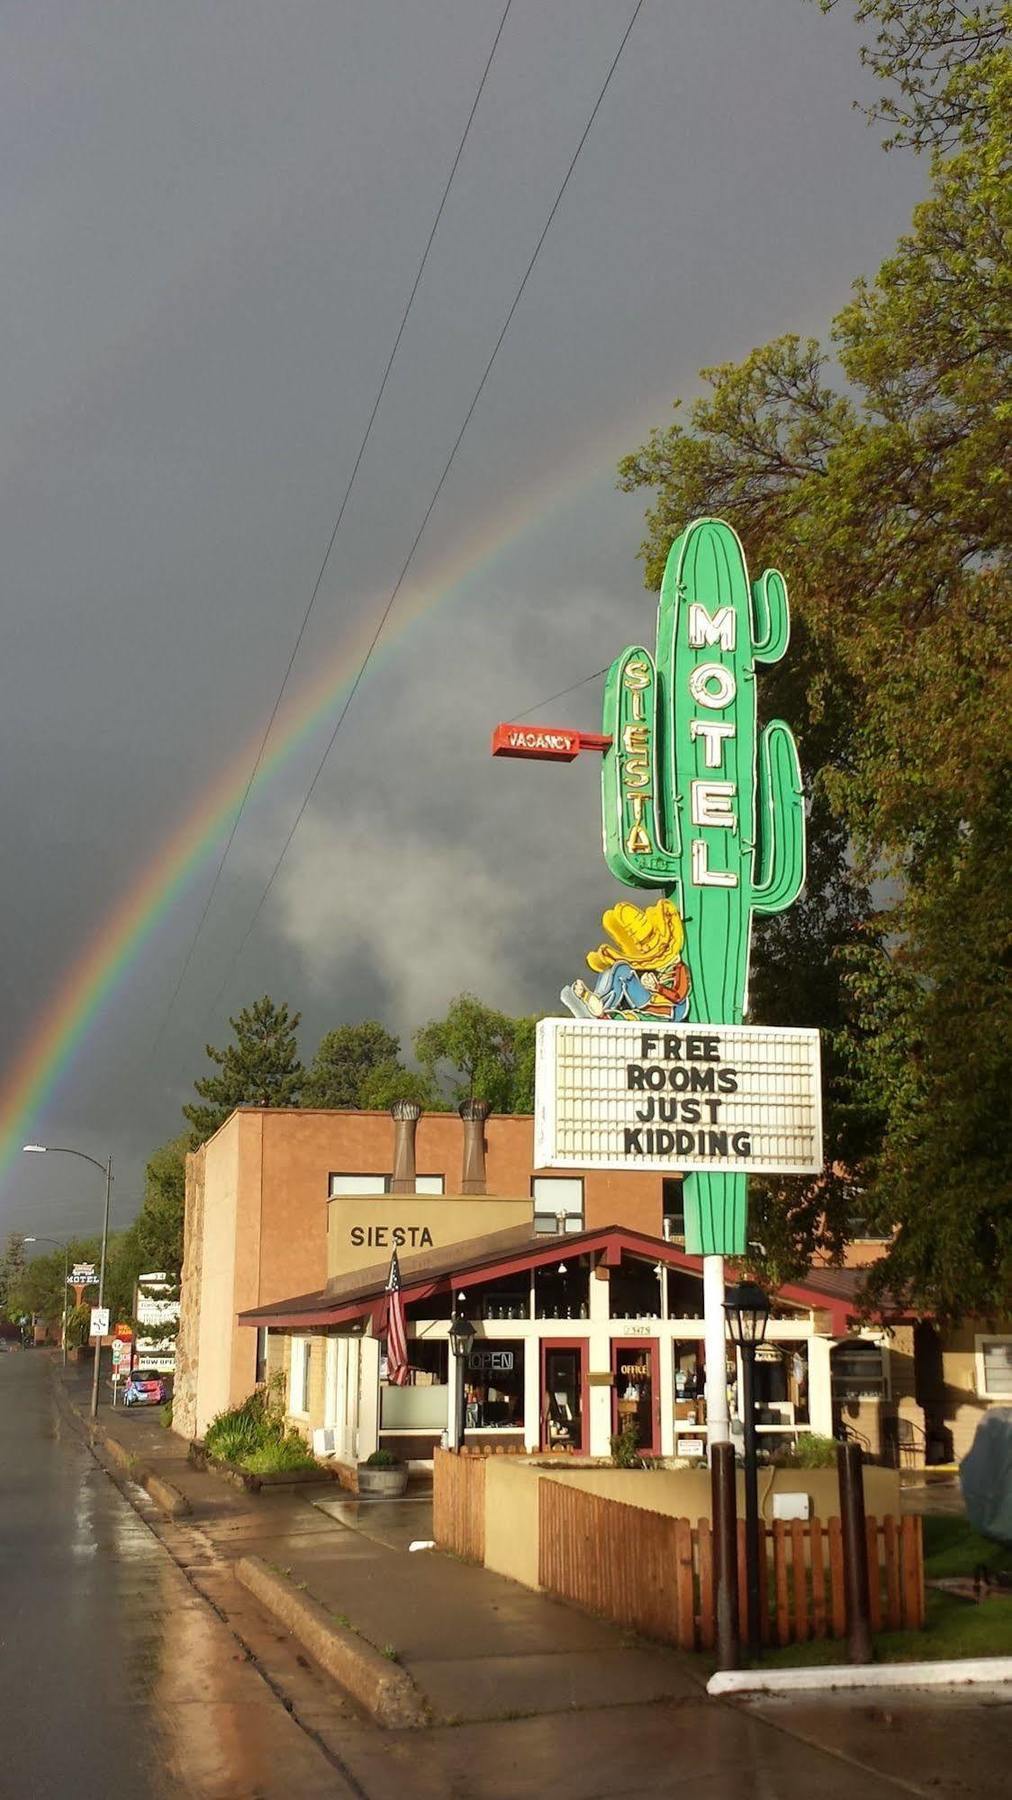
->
[491,723,611,763]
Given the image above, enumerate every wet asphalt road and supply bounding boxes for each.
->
[0,1354,342,1800]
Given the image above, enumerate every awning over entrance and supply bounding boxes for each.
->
[237,1223,876,1337]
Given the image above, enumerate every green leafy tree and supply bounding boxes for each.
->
[357,1060,442,1112]
[818,1,1010,151]
[618,45,1011,1311]
[7,1245,63,1329]
[303,1022,402,1109]
[414,995,539,1115]
[0,1232,27,1323]
[133,1137,187,1274]
[183,996,305,1145]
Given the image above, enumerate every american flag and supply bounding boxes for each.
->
[385,1250,410,1388]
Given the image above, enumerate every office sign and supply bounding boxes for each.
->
[536,1019,821,1175]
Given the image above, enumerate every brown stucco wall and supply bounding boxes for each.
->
[327,1193,532,1282]
[540,1461,901,1522]
[254,1108,668,1255]
[481,1457,901,1593]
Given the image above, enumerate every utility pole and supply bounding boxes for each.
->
[90,1156,113,1420]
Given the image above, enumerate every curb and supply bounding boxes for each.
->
[51,1377,190,1520]
[235,1554,428,1730]
[141,1469,191,1519]
[708,1657,1012,1699]
[92,1425,191,1518]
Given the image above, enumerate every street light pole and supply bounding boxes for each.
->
[725,1280,771,1660]
[448,1310,476,1451]
[23,1145,113,1418]
[740,1339,760,1653]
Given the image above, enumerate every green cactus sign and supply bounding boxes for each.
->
[565,518,807,1255]
[602,518,805,1014]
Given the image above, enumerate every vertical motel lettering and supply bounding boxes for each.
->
[622,603,739,887]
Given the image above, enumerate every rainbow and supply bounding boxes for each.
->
[0,411,655,1188]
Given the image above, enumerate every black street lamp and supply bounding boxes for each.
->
[448,1312,476,1451]
[725,1280,771,1657]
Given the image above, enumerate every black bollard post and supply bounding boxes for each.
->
[837,1439,873,1663]
[711,1441,740,1670]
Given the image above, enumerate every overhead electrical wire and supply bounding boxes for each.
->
[147,0,515,1059]
[510,665,610,721]
[203,0,646,1026]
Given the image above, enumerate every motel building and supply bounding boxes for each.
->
[171,1102,1008,1473]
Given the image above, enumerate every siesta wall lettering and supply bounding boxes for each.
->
[349,1224,435,1250]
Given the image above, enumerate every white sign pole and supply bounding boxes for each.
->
[703,1255,729,1448]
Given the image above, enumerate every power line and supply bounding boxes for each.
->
[203,0,646,1027]
[510,665,610,720]
[148,0,515,1060]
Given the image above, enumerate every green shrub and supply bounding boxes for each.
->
[64,1304,90,1352]
[364,1449,402,1469]
[160,1400,173,1430]
[774,1432,838,1470]
[205,1374,292,1465]
[609,1420,641,1469]
[240,1432,317,1475]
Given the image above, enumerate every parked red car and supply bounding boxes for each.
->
[122,1369,168,1407]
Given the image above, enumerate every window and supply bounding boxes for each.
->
[843,1182,888,1241]
[532,1177,583,1235]
[464,1341,525,1431]
[831,1339,888,1400]
[290,1337,312,1415]
[379,1339,448,1431]
[848,1215,888,1242]
[255,1327,268,1386]
[663,1177,685,1240]
[975,1336,1012,1399]
[328,1172,444,1196]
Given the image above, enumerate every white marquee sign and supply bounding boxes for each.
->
[535,1019,822,1176]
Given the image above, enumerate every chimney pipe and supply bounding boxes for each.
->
[459,1099,491,1195]
[389,1101,422,1194]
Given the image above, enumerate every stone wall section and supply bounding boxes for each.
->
[172,1144,206,1441]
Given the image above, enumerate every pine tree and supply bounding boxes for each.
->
[183,997,305,1146]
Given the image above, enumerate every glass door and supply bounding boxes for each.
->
[541,1340,586,1453]
[612,1340,660,1456]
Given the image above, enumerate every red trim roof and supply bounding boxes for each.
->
[238,1224,879,1336]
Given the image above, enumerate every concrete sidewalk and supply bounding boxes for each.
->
[56,1367,700,1722]
[54,1364,1012,1800]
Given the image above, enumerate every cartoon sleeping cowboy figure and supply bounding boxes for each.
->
[563,896,691,1024]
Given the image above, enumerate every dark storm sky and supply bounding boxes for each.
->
[0,1,923,1235]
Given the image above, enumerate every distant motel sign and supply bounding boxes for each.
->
[535,1019,822,1176]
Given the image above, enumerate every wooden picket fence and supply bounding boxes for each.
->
[537,1482,924,1651]
[433,1448,486,1563]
